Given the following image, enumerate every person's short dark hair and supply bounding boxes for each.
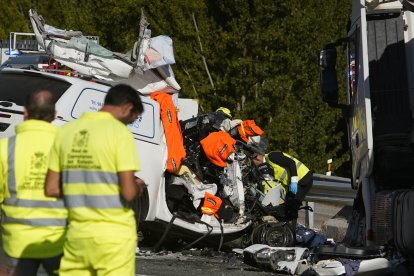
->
[25,90,55,122]
[104,84,144,114]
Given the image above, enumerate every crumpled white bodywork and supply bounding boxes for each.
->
[28,9,181,94]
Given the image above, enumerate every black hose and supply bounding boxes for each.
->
[181,220,213,250]
[152,213,177,252]
[218,219,224,252]
[246,194,259,214]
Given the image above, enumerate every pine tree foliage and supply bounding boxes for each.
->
[0,0,352,175]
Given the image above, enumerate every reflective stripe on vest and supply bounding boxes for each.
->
[2,215,67,227]
[266,153,306,185]
[64,194,126,209]
[7,136,17,195]
[278,156,303,184]
[63,170,118,185]
[4,136,66,227]
[3,198,64,209]
[62,169,125,209]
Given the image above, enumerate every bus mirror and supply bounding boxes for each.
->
[319,47,337,69]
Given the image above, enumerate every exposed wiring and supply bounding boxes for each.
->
[218,219,224,252]
[181,220,213,250]
[246,193,259,214]
[152,213,177,252]
[153,214,214,252]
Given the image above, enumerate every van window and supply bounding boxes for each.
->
[71,88,157,141]
[0,71,70,105]
[71,88,106,117]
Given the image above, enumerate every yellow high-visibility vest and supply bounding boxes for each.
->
[0,120,67,258]
[265,152,310,189]
[49,112,140,238]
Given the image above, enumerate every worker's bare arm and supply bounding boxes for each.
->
[45,169,62,197]
[118,171,145,202]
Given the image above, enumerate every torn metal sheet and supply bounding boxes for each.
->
[28,9,181,93]
[243,244,309,275]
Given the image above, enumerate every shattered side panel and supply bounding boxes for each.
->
[28,8,181,94]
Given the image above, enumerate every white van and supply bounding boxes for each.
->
[3,67,303,250]
[0,68,164,222]
[0,68,277,249]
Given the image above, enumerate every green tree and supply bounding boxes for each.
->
[0,0,32,39]
[0,0,352,175]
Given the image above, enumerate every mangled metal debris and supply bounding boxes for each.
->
[237,229,403,275]
[29,9,180,93]
[243,244,309,274]
[240,242,396,275]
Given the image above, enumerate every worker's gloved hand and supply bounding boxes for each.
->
[289,182,298,194]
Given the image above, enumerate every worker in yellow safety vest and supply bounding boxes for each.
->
[45,84,146,275]
[251,136,313,202]
[0,90,67,275]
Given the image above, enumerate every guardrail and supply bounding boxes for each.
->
[301,173,355,228]
[305,173,356,206]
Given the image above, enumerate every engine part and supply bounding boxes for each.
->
[221,153,245,220]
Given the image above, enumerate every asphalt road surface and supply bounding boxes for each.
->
[0,249,282,276]
[0,202,344,275]
[135,202,346,276]
[135,250,278,276]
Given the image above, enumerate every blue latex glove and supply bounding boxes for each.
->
[289,181,298,194]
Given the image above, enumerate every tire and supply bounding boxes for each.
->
[133,187,150,224]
